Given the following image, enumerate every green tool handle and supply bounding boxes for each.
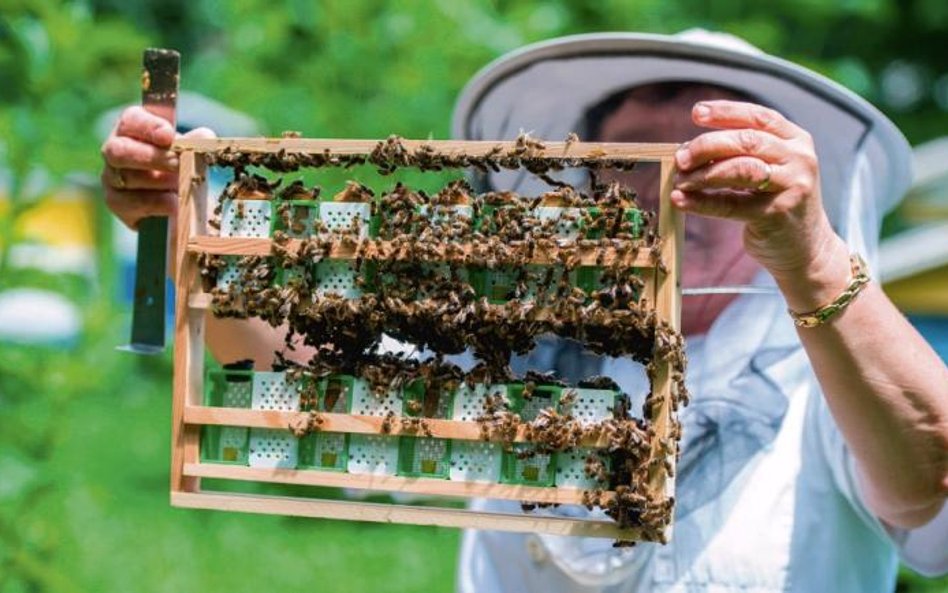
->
[127,216,169,352]
[120,48,180,354]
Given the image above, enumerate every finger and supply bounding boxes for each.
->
[676,157,783,193]
[670,187,768,222]
[675,128,786,172]
[180,126,217,140]
[115,106,176,148]
[109,168,179,191]
[101,135,179,171]
[692,100,802,140]
[103,186,177,230]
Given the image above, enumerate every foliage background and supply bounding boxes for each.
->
[0,0,945,591]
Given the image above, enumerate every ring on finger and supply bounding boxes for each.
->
[757,163,773,192]
[108,166,127,190]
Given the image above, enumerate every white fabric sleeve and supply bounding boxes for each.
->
[811,383,948,576]
[889,504,948,577]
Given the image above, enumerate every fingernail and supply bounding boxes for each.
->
[694,103,710,120]
[167,154,179,169]
[156,124,175,142]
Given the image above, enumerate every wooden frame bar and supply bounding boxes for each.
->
[649,158,683,517]
[171,491,642,539]
[174,137,679,159]
[183,406,622,447]
[187,236,657,268]
[182,463,613,505]
[170,138,681,541]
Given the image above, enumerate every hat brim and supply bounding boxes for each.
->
[451,32,912,221]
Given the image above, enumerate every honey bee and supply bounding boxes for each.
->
[559,389,577,407]
[381,410,396,434]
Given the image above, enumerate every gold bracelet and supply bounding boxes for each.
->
[788,253,870,328]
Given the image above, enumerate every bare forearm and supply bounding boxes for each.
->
[776,238,948,528]
[205,313,314,370]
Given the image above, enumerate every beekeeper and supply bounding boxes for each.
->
[99,29,948,593]
[449,30,948,593]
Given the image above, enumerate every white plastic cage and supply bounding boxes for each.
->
[555,447,603,489]
[347,378,402,476]
[248,372,302,469]
[220,199,272,238]
[314,260,362,299]
[319,202,372,237]
[533,206,583,241]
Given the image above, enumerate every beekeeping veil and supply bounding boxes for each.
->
[452,30,914,586]
[452,29,911,266]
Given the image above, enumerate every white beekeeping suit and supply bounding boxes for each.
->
[450,30,946,592]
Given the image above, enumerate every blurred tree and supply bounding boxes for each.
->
[71,0,948,142]
[0,1,945,591]
[0,0,149,284]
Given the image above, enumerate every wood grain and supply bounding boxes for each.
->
[171,491,647,540]
[183,463,614,505]
[183,405,618,447]
[173,137,679,161]
[187,236,657,268]
[646,157,682,509]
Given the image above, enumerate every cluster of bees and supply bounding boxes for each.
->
[203,133,640,177]
[198,134,687,539]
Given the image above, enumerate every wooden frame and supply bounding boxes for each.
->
[169,137,682,541]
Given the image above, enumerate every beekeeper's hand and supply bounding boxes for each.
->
[672,100,849,312]
[100,106,215,230]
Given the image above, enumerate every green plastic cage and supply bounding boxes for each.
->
[201,369,253,465]
[298,375,355,472]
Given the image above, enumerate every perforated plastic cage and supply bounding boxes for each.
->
[501,443,556,487]
[347,378,402,476]
[299,375,354,471]
[220,199,272,238]
[564,388,617,427]
[318,375,355,413]
[201,370,253,464]
[314,260,363,299]
[556,447,609,489]
[450,439,503,483]
[319,201,373,238]
[299,432,348,471]
[506,383,561,422]
[418,203,475,228]
[215,256,242,291]
[477,264,575,304]
[349,378,401,417]
[398,436,451,478]
[347,434,400,476]
[273,200,320,238]
[403,381,453,419]
[534,205,583,241]
[248,371,302,469]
